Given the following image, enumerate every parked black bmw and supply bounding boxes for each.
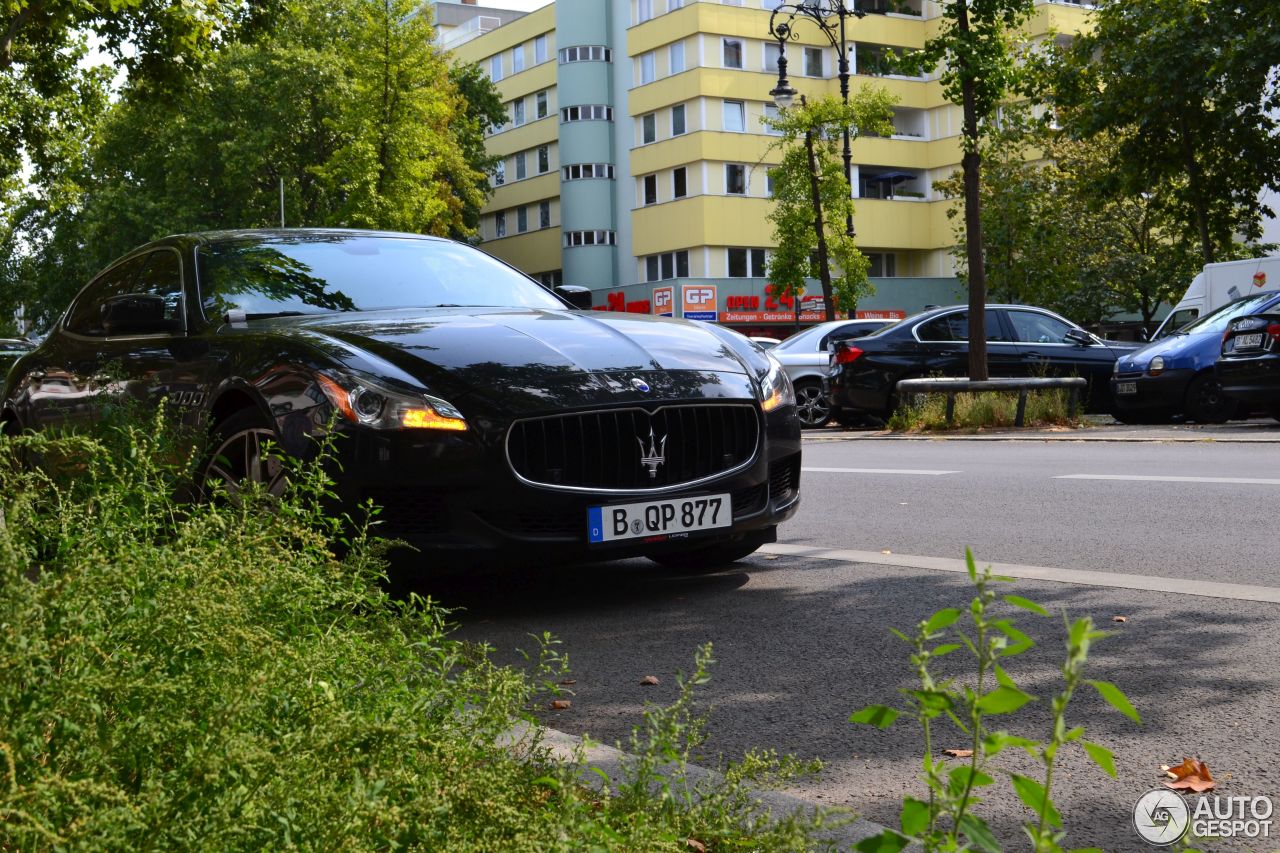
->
[1216,312,1280,420]
[1,230,801,568]
[827,304,1140,420]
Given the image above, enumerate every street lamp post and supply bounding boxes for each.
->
[767,1,865,238]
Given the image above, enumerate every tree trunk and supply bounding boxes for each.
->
[1178,114,1215,265]
[806,128,836,322]
[958,0,988,380]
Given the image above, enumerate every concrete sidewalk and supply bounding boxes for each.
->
[804,417,1280,443]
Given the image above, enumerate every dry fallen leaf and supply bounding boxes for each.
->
[881,549,893,555]
[549,699,572,711]
[558,679,577,686]
[1112,616,1128,623]
[943,748,974,758]
[640,675,660,686]
[763,554,779,560]
[686,839,707,853]
[1163,757,1215,792]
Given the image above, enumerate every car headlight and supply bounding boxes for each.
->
[1148,356,1164,377]
[315,370,467,431]
[758,355,796,413]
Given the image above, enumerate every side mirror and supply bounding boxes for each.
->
[555,285,593,310]
[101,293,176,336]
[1065,328,1094,346]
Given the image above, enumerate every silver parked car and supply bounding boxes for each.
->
[771,319,893,427]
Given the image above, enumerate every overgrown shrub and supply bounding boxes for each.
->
[0,411,830,850]
[889,389,1077,432]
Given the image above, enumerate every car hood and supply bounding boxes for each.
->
[1114,332,1206,372]
[247,307,762,414]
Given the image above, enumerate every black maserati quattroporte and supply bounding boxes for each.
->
[1,230,801,568]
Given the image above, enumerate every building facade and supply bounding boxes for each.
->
[444,0,1093,333]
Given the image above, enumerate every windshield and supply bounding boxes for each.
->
[773,326,824,353]
[1178,293,1279,336]
[197,235,565,318]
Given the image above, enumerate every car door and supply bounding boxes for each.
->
[1005,308,1114,387]
[912,310,1023,376]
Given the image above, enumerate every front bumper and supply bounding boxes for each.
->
[320,406,802,566]
[1216,356,1280,406]
[1110,369,1192,414]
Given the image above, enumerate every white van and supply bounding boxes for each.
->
[1153,255,1280,338]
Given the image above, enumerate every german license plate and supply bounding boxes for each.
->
[1116,381,1137,395]
[588,493,731,544]
[1236,333,1265,349]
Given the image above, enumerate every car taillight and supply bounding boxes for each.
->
[834,344,864,365]
[1269,323,1280,342]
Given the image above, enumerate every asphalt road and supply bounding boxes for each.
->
[437,432,1280,851]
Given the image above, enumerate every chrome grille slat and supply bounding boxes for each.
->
[506,404,760,493]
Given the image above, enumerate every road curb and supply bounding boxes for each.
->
[503,722,893,848]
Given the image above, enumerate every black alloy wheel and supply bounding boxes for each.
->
[793,381,831,429]
[1183,373,1238,424]
[202,409,288,501]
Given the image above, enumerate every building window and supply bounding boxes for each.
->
[514,152,527,180]
[867,253,897,277]
[512,98,525,126]
[561,104,614,122]
[517,206,528,233]
[642,112,656,143]
[495,211,506,238]
[763,103,782,135]
[723,99,746,132]
[639,51,656,84]
[644,251,689,281]
[637,0,653,22]
[490,55,503,81]
[765,42,781,73]
[722,38,743,69]
[559,46,612,63]
[538,270,563,287]
[673,166,687,198]
[493,159,505,186]
[512,45,525,73]
[804,47,823,77]
[670,41,685,73]
[643,174,658,205]
[539,201,551,229]
[727,248,767,277]
[537,145,550,174]
[534,34,547,64]
[563,163,616,180]
[536,90,548,119]
[671,103,686,135]
[725,163,747,195]
[564,230,617,247]
[766,170,776,197]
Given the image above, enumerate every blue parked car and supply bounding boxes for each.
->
[1111,291,1280,423]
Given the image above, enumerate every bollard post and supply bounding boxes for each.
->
[1067,385,1079,419]
[1015,388,1028,427]
[945,392,955,423]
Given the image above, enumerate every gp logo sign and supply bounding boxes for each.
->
[652,285,674,317]
[682,285,717,322]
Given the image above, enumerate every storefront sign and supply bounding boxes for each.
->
[682,285,718,321]
[652,286,674,316]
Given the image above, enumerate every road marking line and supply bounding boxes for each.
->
[759,543,1280,604]
[1054,474,1280,486]
[802,467,960,476]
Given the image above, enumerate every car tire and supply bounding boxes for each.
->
[1183,373,1238,424]
[647,537,765,572]
[793,380,831,429]
[200,408,288,501]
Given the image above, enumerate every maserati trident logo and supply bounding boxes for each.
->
[638,427,667,479]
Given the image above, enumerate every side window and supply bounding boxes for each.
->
[821,323,876,350]
[64,255,150,336]
[917,311,1006,342]
[122,250,185,334]
[1007,310,1073,344]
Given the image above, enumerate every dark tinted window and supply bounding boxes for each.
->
[197,236,564,318]
[917,310,1007,342]
[64,255,150,336]
[1006,309,1075,344]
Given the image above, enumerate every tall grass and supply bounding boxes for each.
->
[0,411,830,850]
[889,388,1078,432]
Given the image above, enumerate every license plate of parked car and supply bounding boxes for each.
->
[588,494,732,544]
[1236,333,1265,349]
[1116,382,1138,395]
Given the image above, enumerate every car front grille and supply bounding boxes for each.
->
[507,404,760,491]
[361,488,448,537]
[731,482,768,519]
[769,457,800,504]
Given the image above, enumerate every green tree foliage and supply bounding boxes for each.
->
[1048,0,1280,266]
[448,61,507,240]
[939,110,1204,332]
[2,0,499,328]
[898,0,1034,379]
[762,92,894,320]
